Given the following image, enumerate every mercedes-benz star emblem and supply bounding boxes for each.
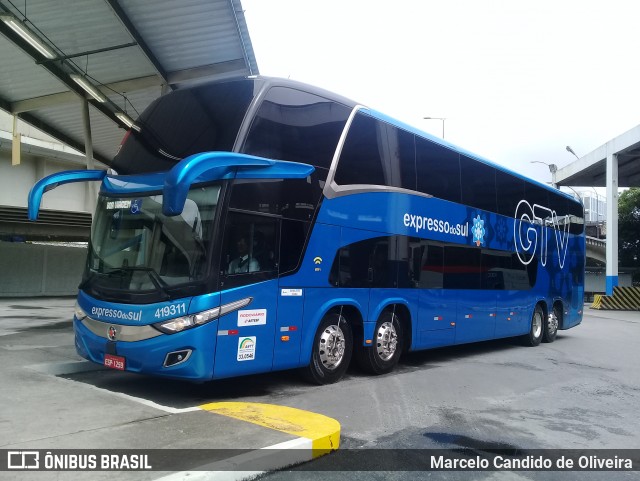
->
[107,325,117,341]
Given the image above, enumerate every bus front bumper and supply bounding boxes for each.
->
[73,317,218,382]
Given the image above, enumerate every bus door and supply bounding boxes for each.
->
[448,247,497,343]
[412,242,456,348]
[272,287,304,371]
[213,214,280,379]
[494,252,535,337]
[455,290,497,343]
[495,291,527,337]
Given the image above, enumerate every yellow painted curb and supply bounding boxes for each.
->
[199,402,340,457]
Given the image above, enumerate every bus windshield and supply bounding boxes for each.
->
[83,184,221,299]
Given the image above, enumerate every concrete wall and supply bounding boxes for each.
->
[0,147,90,212]
[0,241,86,297]
[586,271,632,294]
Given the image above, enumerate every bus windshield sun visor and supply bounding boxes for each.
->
[28,170,107,221]
[162,151,315,216]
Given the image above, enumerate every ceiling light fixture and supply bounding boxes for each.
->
[0,14,55,59]
[115,112,138,130]
[70,74,106,103]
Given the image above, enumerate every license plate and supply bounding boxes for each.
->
[104,354,126,370]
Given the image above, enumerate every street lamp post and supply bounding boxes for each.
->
[530,160,558,188]
[566,145,580,160]
[424,117,446,139]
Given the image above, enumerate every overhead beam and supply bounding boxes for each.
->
[167,58,248,85]
[557,124,640,186]
[37,42,137,64]
[104,0,171,88]
[11,59,248,113]
[12,75,162,113]
[16,109,111,165]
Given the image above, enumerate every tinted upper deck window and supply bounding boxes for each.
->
[496,169,526,217]
[242,87,350,173]
[416,137,461,203]
[113,79,257,174]
[460,156,497,213]
[334,112,386,186]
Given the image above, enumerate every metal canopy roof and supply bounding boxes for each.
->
[556,124,640,187]
[0,0,257,165]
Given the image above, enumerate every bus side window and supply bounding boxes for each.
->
[335,113,387,186]
[416,137,461,204]
[460,156,497,214]
[242,86,351,171]
[221,212,279,287]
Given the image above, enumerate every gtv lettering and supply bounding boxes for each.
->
[403,213,468,238]
[514,200,570,268]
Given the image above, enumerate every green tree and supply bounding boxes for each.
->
[618,188,640,276]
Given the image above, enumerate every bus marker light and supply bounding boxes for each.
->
[219,329,239,336]
[281,336,290,342]
[365,339,372,344]
[433,316,442,321]
[510,312,515,316]
[280,326,298,332]
[507,318,511,321]
[450,322,456,326]
[489,313,496,317]
[465,314,472,319]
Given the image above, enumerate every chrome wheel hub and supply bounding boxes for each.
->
[533,311,543,338]
[548,312,559,335]
[376,321,398,361]
[318,324,346,370]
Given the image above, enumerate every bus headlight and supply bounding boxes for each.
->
[152,297,252,334]
[74,302,88,321]
[153,307,220,334]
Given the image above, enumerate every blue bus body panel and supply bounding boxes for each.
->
[455,291,497,344]
[273,288,305,371]
[213,279,279,379]
[311,191,584,346]
[417,290,455,349]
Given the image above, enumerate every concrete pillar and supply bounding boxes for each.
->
[81,99,96,214]
[605,151,618,295]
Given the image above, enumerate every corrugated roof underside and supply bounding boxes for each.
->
[119,0,245,72]
[0,0,259,166]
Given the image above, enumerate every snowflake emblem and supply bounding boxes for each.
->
[472,215,485,247]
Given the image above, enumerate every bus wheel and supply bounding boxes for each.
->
[302,311,353,385]
[522,305,544,347]
[543,304,560,343]
[356,311,404,375]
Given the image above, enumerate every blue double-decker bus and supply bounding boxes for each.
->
[29,77,585,384]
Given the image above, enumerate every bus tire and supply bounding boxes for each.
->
[543,304,561,343]
[302,311,353,385]
[522,304,544,347]
[356,310,403,375]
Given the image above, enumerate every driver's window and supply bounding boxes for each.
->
[221,212,279,287]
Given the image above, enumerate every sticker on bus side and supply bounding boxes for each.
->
[281,288,303,296]
[237,309,267,327]
[237,336,256,361]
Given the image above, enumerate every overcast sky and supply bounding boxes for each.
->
[242,0,640,186]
